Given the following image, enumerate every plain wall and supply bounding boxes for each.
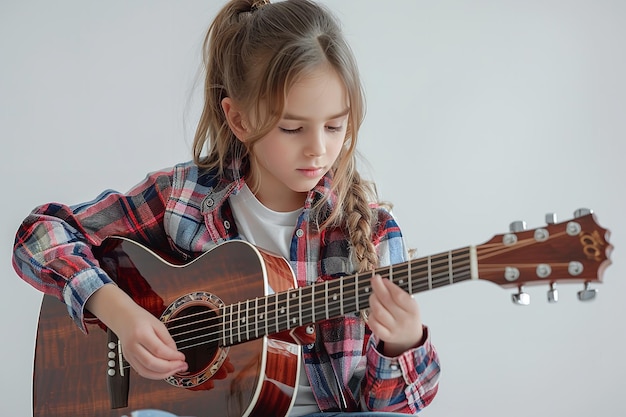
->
[1,1,624,416]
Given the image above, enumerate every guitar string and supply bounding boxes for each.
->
[117,234,565,369]
[168,228,567,351]
[167,264,471,348]
[165,250,475,350]
[166,234,555,350]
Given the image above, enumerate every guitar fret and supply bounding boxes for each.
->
[408,259,412,295]
[229,304,235,346]
[310,285,316,323]
[220,305,227,346]
[354,277,361,312]
[389,264,396,290]
[253,297,259,339]
[290,290,299,327]
[236,301,242,344]
[428,256,432,291]
[342,275,355,314]
[263,296,268,337]
[324,280,329,319]
[448,251,453,285]
[297,287,303,327]
[285,290,291,329]
[307,284,324,323]
[435,254,446,288]
[277,291,288,332]
[326,279,342,318]
[392,264,406,293]
[272,293,278,333]
[245,299,250,342]
[339,277,344,316]
[354,275,359,312]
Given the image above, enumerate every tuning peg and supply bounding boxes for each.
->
[574,208,593,218]
[545,213,557,224]
[509,221,527,233]
[512,286,530,306]
[547,282,558,303]
[577,282,598,301]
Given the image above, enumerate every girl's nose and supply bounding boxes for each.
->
[305,129,326,156]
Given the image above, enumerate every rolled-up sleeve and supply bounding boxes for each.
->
[12,171,174,331]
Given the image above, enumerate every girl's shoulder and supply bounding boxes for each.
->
[167,160,222,191]
[369,203,404,240]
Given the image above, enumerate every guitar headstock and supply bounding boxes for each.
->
[476,209,612,304]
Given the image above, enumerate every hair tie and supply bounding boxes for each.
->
[251,0,270,11]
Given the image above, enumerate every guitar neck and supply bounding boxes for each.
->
[220,246,476,346]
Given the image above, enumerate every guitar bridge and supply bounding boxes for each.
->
[106,329,130,409]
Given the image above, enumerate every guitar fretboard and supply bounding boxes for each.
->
[220,246,476,346]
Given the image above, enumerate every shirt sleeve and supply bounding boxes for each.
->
[12,169,175,331]
[361,207,441,413]
[363,328,440,413]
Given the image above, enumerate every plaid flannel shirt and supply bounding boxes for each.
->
[13,160,439,413]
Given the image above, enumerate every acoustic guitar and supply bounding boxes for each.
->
[32,210,612,417]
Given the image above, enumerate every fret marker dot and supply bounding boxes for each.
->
[259,314,264,320]
[365,287,370,293]
[280,308,285,315]
[332,294,338,301]
[399,279,404,285]
[241,318,246,324]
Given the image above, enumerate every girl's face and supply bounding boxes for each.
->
[248,64,349,212]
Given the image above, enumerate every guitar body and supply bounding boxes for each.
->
[33,238,301,417]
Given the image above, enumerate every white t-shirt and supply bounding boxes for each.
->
[229,184,319,416]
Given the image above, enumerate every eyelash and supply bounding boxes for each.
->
[279,126,343,134]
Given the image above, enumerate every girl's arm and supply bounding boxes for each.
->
[12,170,174,331]
[361,208,441,413]
[13,168,190,379]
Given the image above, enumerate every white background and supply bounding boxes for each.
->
[1,1,624,416]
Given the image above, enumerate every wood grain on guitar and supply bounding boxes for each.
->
[32,211,612,417]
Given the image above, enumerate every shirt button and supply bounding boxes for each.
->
[295,228,304,237]
[203,198,214,210]
[390,364,399,371]
[224,220,231,229]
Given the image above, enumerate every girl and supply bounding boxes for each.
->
[12,0,440,416]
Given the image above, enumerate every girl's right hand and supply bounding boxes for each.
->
[85,284,188,379]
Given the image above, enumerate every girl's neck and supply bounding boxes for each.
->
[245,180,306,213]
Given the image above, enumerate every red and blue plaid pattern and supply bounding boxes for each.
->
[13,160,439,413]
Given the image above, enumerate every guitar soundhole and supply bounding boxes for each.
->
[171,304,218,373]
[161,291,230,388]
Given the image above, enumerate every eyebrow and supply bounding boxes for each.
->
[281,108,350,122]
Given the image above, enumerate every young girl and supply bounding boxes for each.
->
[13,1,440,416]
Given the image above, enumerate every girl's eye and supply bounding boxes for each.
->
[279,127,302,134]
[278,124,344,134]
[326,125,344,133]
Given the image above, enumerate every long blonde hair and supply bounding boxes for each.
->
[193,0,379,271]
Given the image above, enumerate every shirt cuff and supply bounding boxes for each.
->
[367,325,434,384]
[62,266,115,333]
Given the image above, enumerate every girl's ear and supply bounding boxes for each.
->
[221,97,249,142]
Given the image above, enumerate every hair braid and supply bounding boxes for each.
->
[341,173,379,273]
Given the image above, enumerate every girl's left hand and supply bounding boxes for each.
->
[367,273,424,357]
